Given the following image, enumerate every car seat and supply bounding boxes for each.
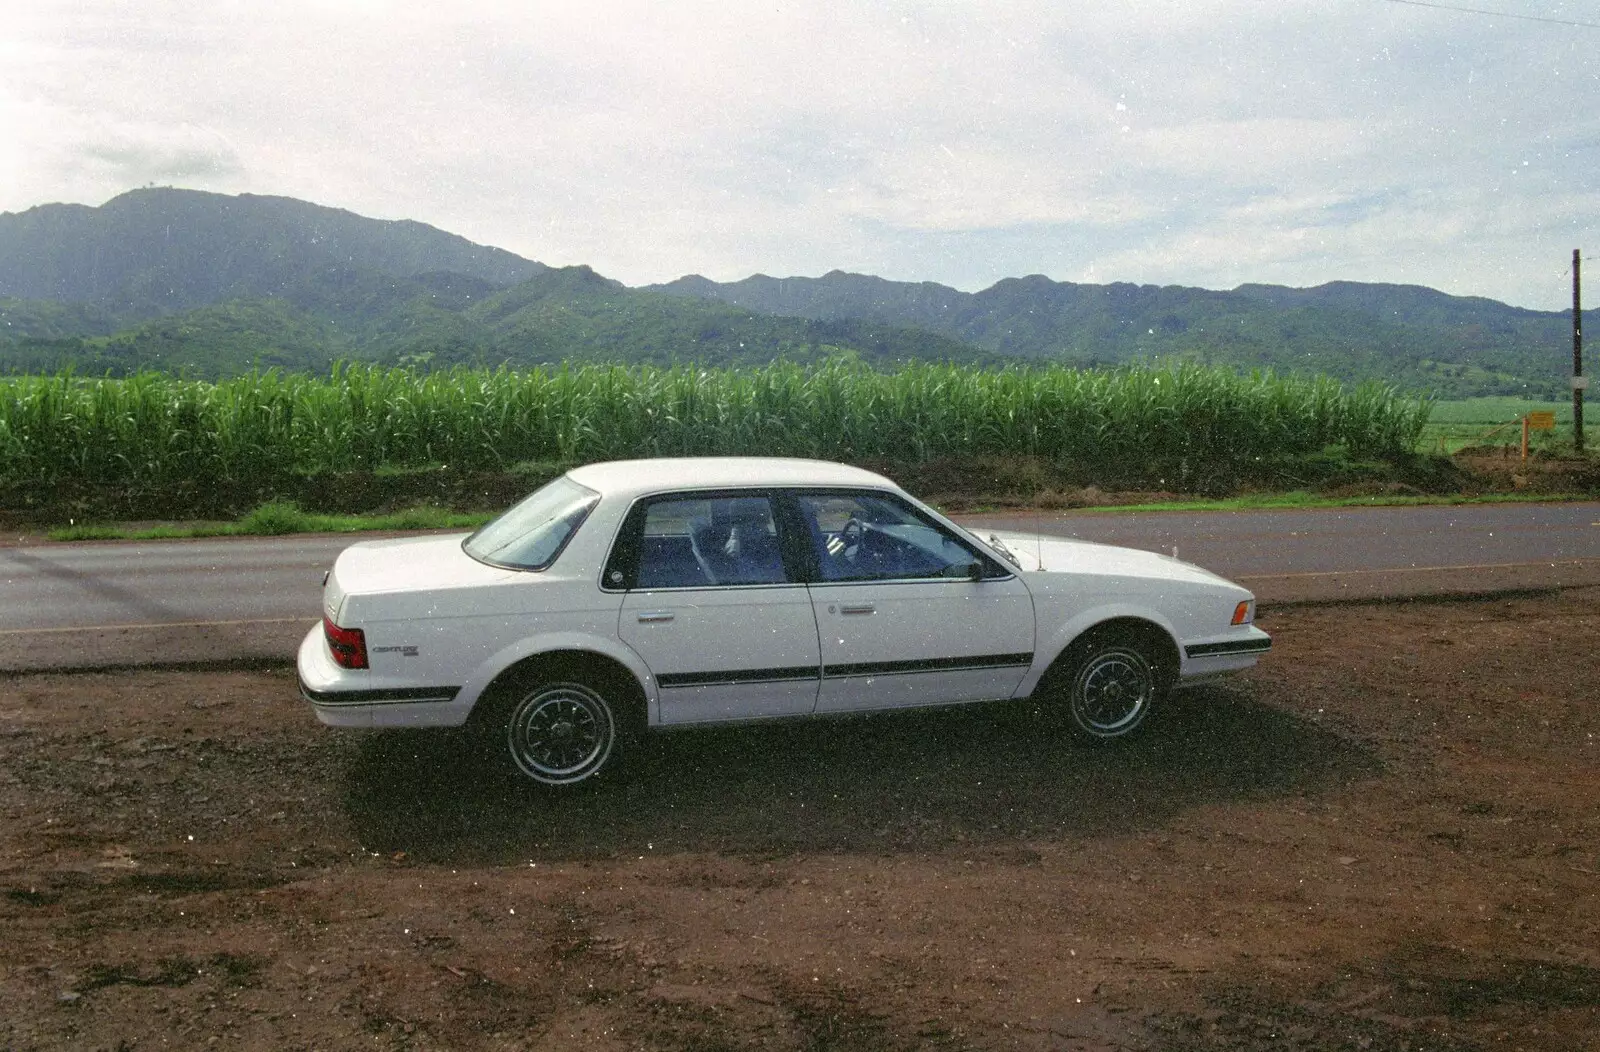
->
[689,510,733,585]
[722,504,785,584]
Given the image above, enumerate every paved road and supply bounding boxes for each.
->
[3,501,1598,670]
[960,501,1600,576]
[0,537,336,633]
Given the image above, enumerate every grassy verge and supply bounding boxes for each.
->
[1067,490,1596,514]
[43,489,1598,543]
[48,503,491,542]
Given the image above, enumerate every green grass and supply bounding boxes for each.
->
[1,361,1431,493]
[1419,396,1591,454]
[47,503,490,542]
[47,489,1595,542]
[1076,490,1593,514]
[1425,396,1580,424]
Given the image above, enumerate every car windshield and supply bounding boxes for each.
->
[462,476,599,570]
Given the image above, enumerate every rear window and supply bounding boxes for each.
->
[462,477,599,570]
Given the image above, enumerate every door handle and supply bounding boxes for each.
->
[636,611,675,623]
[839,604,875,616]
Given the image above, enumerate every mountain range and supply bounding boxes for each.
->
[1,187,1586,396]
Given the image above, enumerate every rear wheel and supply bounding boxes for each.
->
[474,662,639,788]
[1062,634,1162,742]
[503,681,616,785]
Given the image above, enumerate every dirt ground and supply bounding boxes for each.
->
[1,590,1597,1051]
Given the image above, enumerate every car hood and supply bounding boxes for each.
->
[985,531,1235,589]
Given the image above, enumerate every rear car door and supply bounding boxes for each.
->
[792,491,1035,713]
[610,492,822,725]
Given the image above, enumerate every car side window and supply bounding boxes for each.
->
[796,492,995,583]
[628,495,791,588]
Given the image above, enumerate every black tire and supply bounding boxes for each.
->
[1061,634,1163,743]
[490,678,620,787]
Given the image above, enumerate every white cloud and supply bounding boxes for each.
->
[2,0,1597,308]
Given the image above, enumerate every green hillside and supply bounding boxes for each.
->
[651,271,1588,397]
[1,266,993,377]
[0,187,544,311]
[1,187,1589,393]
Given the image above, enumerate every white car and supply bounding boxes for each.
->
[297,458,1269,786]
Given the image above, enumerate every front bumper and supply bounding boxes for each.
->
[1176,625,1271,681]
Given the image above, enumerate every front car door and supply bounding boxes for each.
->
[792,490,1035,713]
[610,492,822,725]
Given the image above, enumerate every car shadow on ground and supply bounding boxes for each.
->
[340,684,1381,865]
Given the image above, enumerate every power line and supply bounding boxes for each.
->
[1380,0,1600,29]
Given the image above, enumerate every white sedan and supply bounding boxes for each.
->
[297,458,1269,786]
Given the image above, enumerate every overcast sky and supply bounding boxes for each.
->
[3,1,1596,309]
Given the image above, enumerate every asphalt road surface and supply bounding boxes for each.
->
[2,501,1598,670]
[958,500,1600,575]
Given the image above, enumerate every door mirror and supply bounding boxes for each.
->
[942,560,984,581]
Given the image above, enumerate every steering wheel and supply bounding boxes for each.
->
[839,517,865,560]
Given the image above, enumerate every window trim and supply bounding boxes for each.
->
[600,485,1015,592]
[789,487,1013,586]
[600,488,806,592]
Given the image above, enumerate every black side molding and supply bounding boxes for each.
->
[301,682,461,707]
[1185,638,1272,659]
[655,652,1035,689]
[658,666,820,688]
[823,652,1033,679]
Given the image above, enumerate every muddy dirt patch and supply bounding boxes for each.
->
[1,590,1597,1050]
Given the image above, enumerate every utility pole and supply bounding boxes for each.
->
[1575,249,1585,453]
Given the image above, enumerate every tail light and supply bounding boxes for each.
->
[323,615,369,670]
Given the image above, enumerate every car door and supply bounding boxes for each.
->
[611,492,822,725]
[792,490,1035,713]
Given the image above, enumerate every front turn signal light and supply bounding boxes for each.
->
[1231,600,1253,626]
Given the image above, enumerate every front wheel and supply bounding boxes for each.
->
[1064,638,1160,742]
[500,680,618,787]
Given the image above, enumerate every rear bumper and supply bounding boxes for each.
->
[296,625,464,728]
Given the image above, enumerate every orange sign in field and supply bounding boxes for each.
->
[1527,411,1557,431]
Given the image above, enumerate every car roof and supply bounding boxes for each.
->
[566,457,899,500]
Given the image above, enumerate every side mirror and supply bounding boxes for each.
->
[943,561,984,581]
